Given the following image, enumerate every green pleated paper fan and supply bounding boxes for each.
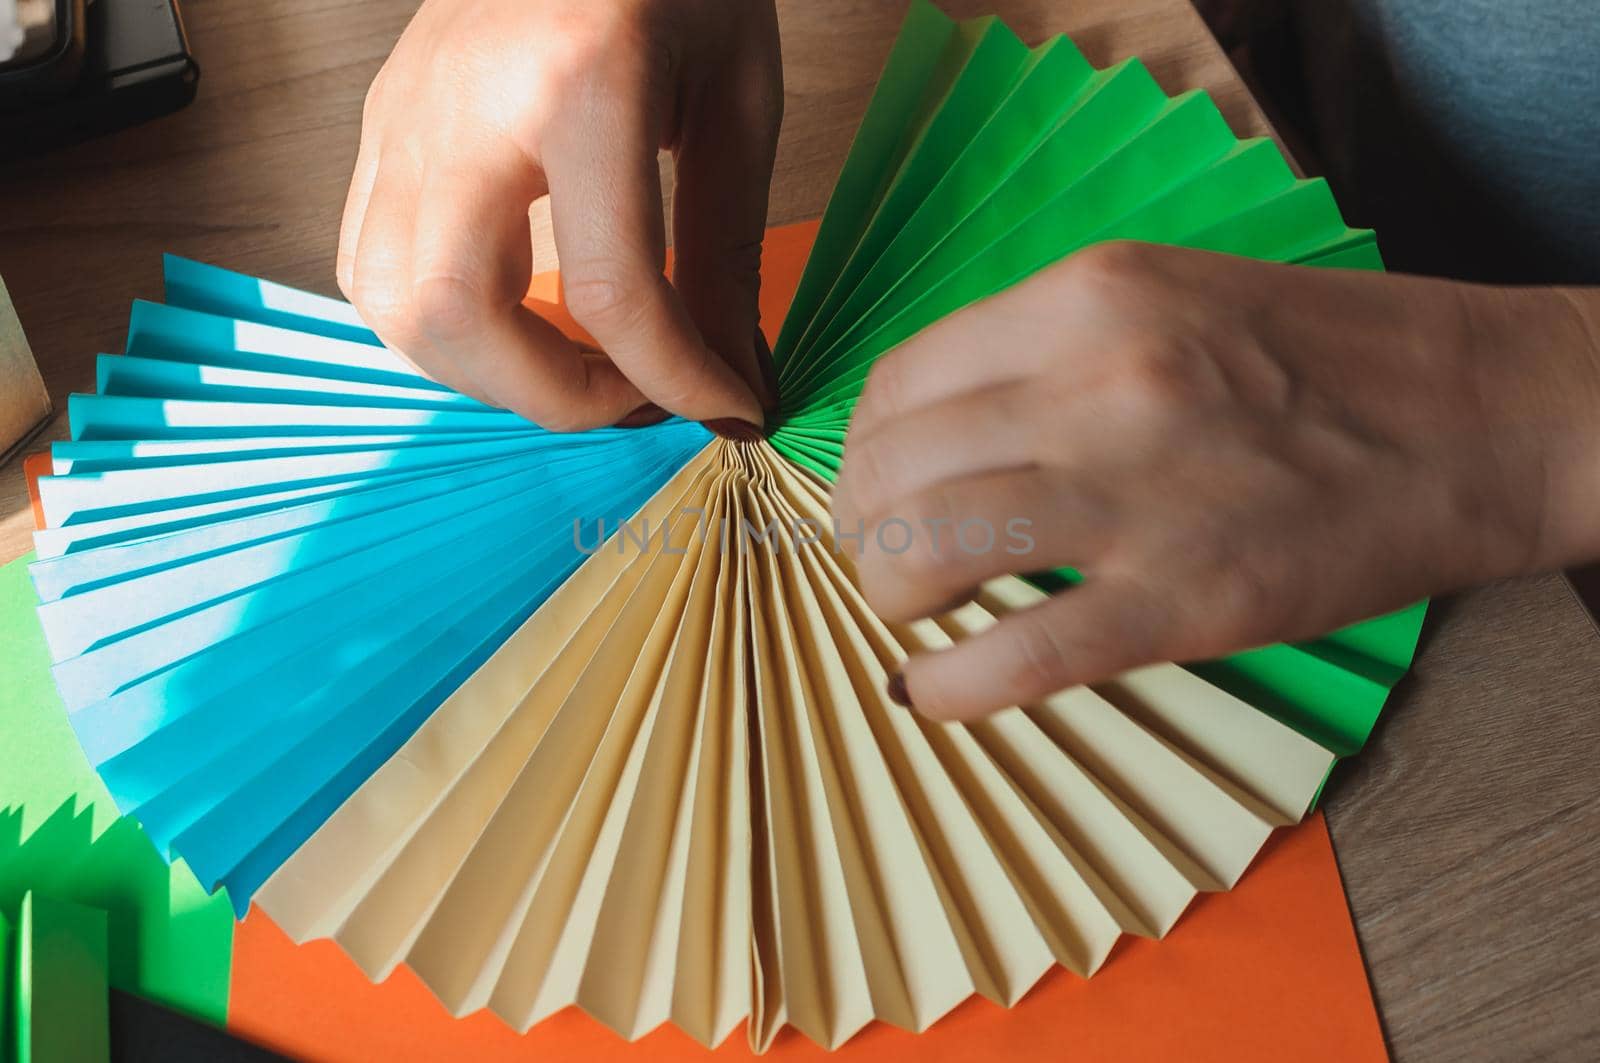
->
[766,1,1423,760]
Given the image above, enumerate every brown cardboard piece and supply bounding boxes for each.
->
[0,277,50,463]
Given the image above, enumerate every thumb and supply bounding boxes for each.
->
[670,36,785,413]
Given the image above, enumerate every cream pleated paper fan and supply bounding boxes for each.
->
[256,442,1336,1051]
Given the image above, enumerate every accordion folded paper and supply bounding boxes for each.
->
[254,442,1338,1050]
[30,0,1423,1051]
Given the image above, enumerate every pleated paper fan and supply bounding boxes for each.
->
[28,0,1425,1052]
[254,441,1345,1051]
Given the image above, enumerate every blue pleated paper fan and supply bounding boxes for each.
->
[31,256,710,910]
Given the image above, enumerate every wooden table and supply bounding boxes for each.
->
[2,1,1596,1058]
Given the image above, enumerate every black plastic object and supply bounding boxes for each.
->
[0,0,198,161]
[108,990,291,1063]
[0,0,88,91]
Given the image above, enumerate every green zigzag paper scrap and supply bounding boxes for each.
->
[4,891,112,1063]
[0,553,233,1029]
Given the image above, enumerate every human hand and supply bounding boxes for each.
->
[832,242,1600,720]
[339,0,782,432]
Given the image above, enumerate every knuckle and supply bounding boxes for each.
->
[738,69,785,136]
[754,85,785,133]
[1111,335,1212,414]
[858,355,909,420]
[592,2,649,48]
[856,567,903,622]
[411,272,489,342]
[335,252,357,302]
[550,9,654,97]
[890,534,948,584]
[843,441,893,513]
[546,31,605,92]
[905,484,963,550]
[1116,576,1179,661]
[886,500,961,583]
[361,70,390,125]
[1216,549,1298,646]
[562,261,652,333]
[1005,615,1074,702]
[1059,240,1162,295]
[350,275,414,346]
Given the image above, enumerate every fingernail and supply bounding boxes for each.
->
[886,672,914,709]
[615,402,669,429]
[704,417,766,443]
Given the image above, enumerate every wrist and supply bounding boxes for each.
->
[1544,288,1600,566]
[1467,285,1600,576]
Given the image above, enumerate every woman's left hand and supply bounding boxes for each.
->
[831,241,1600,720]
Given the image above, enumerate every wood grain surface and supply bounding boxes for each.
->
[1,1,1595,1058]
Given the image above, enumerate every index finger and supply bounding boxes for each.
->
[409,147,646,431]
[543,58,765,429]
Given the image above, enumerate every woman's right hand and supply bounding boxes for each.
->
[339,0,783,433]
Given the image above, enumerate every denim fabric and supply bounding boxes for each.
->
[1292,0,1600,283]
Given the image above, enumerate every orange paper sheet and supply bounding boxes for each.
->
[229,814,1382,1061]
[522,219,821,352]
[23,449,49,529]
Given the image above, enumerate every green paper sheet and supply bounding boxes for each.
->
[0,554,233,1028]
[11,892,110,1063]
[769,2,1427,760]
[0,909,10,1061]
